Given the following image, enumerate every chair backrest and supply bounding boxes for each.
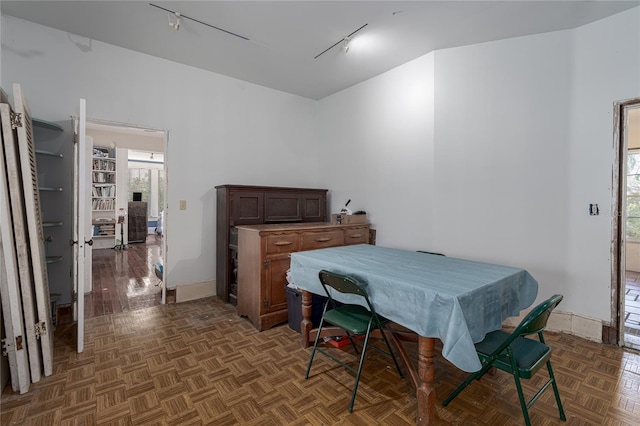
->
[515,294,563,337]
[318,270,373,310]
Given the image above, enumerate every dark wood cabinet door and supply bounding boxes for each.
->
[264,193,301,222]
[263,253,290,314]
[231,192,264,225]
[301,193,326,221]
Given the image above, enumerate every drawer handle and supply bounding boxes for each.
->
[315,237,332,242]
[274,241,293,246]
[350,234,363,238]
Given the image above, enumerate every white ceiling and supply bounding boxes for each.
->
[2,1,639,100]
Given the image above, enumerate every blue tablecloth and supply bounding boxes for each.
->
[289,244,538,372]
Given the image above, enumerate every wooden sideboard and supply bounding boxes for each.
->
[215,185,328,305]
[236,222,371,331]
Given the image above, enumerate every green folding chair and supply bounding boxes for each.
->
[305,270,404,413]
[443,294,566,426]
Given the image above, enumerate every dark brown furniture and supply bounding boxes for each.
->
[215,184,328,305]
[236,222,371,331]
[127,201,147,243]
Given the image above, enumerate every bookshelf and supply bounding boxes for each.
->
[91,146,117,249]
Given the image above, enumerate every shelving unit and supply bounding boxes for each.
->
[33,117,68,324]
[35,121,64,261]
[92,146,117,249]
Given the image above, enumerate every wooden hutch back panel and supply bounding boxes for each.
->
[215,184,327,304]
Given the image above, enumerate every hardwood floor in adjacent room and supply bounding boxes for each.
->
[86,234,164,318]
[2,295,640,424]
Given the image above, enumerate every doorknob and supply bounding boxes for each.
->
[69,239,94,246]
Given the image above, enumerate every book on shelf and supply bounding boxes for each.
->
[92,198,115,210]
[92,158,115,171]
[92,185,115,197]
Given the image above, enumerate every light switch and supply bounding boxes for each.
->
[179,200,187,210]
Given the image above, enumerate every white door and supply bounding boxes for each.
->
[0,104,31,393]
[0,102,42,383]
[73,99,91,353]
[12,84,54,377]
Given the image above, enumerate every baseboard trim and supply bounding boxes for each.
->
[175,280,216,303]
[602,324,618,344]
[503,309,603,342]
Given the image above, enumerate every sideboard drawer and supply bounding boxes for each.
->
[265,234,300,254]
[237,222,370,331]
[344,227,369,245]
[301,230,344,250]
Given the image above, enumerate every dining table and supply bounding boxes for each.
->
[289,244,538,425]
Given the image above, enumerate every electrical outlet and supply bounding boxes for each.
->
[179,200,187,210]
[589,203,599,216]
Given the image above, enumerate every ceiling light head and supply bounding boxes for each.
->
[168,12,181,31]
[342,36,350,54]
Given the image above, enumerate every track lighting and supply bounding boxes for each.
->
[151,3,250,40]
[342,37,350,54]
[168,12,181,31]
[314,23,367,59]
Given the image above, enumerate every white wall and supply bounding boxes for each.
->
[567,8,640,320]
[318,8,640,332]
[318,53,436,250]
[3,8,639,331]
[1,15,320,292]
[433,31,574,301]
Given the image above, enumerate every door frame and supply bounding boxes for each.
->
[611,97,640,346]
[85,118,169,303]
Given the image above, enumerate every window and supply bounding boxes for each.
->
[128,167,165,217]
[128,168,150,204]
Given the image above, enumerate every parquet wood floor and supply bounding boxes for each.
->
[2,296,640,425]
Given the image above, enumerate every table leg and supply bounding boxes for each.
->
[301,290,313,348]
[417,336,436,425]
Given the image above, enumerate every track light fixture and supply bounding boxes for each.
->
[314,23,367,59]
[342,37,350,54]
[151,3,250,40]
[168,12,181,31]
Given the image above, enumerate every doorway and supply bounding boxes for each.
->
[84,121,168,319]
[614,100,640,350]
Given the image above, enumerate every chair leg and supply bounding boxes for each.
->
[345,332,360,354]
[546,361,566,421]
[513,373,532,426]
[305,318,325,379]
[349,323,373,412]
[442,363,492,406]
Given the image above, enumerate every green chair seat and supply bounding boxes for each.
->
[323,305,389,335]
[304,270,403,413]
[476,330,551,380]
[443,294,566,426]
